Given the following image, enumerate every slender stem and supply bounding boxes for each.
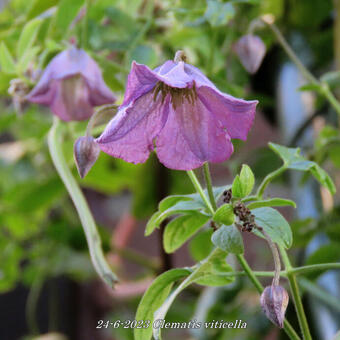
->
[256,165,286,199]
[291,262,340,275]
[203,163,217,210]
[259,228,281,286]
[263,18,340,117]
[186,167,301,340]
[48,117,118,287]
[186,170,214,215]
[82,0,91,49]
[237,254,300,340]
[279,246,312,340]
[26,275,44,335]
[299,277,340,313]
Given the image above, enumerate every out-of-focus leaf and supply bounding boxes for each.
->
[163,213,210,253]
[27,0,59,20]
[269,143,336,194]
[17,18,42,59]
[134,268,190,340]
[211,224,244,254]
[0,42,16,74]
[54,0,84,37]
[306,242,340,266]
[252,207,293,248]
[204,0,235,27]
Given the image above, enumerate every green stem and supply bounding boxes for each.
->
[82,0,91,49]
[203,163,217,210]
[187,170,214,215]
[263,18,340,117]
[256,165,286,199]
[48,117,118,287]
[291,262,340,275]
[26,275,44,335]
[279,246,312,340]
[186,167,301,340]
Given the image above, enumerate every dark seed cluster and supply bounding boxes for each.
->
[234,202,256,232]
[223,189,232,203]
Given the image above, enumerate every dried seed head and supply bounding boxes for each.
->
[234,34,266,74]
[74,136,100,178]
[260,285,289,328]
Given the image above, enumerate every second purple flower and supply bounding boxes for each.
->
[97,52,258,170]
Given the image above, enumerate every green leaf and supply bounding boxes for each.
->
[232,175,243,198]
[54,0,84,37]
[252,207,292,248]
[239,164,255,196]
[158,195,194,212]
[204,0,235,27]
[213,203,235,225]
[153,249,233,340]
[247,198,296,209]
[321,71,340,88]
[145,211,162,236]
[211,225,244,254]
[306,242,340,266]
[269,142,336,194]
[134,268,190,340]
[27,0,59,20]
[0,43,16,74]
[17,18,42,60]
[189,229,214,261]
[193,249,234,286]
[163,213,210,253]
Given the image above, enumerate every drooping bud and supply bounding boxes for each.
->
[74,136,100,178]
[234,34,266,74]
[260,285,289,328]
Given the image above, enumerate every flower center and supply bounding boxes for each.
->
[152,81,197,110]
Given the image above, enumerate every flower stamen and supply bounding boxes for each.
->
[152,81,198,109]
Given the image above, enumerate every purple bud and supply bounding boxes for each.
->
[260,285,289,328]
[74,136,100,178]
[234,34,266,74]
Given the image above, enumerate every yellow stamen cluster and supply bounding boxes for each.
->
[152,81,198,110]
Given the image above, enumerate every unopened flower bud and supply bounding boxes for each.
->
[74,136,100,178]
[260,285,289,328]
[234,34,266,74]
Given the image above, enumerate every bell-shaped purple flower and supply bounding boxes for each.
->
[96,53,258,170]
[27,47,116,121]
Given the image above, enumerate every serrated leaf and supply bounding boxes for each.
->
[239,164,255,196]
[0,43,16,74]
[164,213,210,253]
[252,207,292,248]
[269,143,336,194]
[213,203,234,225]
[134,268,190,340]
[211,224,244,254]
[247,198,296,209]
[17,18,42,60]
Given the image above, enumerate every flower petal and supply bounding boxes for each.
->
[96,91,169,164]
[198,86,258,141]
[156,98,233,170]
[49,77,93,121]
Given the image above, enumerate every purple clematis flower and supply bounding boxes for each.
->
[97,51,258,170]
[27,47,116,121]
